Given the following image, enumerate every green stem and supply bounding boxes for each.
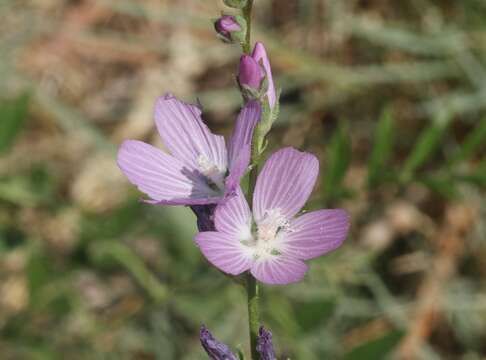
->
[241,1,260,358]
[242,0,254,54]
[246,162,260,360]
[246,272,260,360]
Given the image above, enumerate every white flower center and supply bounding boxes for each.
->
[241,209,291,259]
[197,154,225,193]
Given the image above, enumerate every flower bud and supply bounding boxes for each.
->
[200,325,238,360]
[214,15,242,43]
[238,55,264,90]
[251,42,276,109]
[256,326,277,360]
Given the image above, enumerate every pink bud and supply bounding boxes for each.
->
[251,42,276,109]
[238,55,264,90]
[214,15,241,41]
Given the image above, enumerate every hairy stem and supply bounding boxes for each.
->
[241,1,260,358]
[242,0,254,54]
[246,271,260,360]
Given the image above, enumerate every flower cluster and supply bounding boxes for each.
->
[117,45,349,285]
[117,3,350,357]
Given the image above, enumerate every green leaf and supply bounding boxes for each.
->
[400,122,448,183]
[368,107,395,188]
[27,251,53,306]
[89,240,168,303]
[419,174,458,199]
[449,118,486,166]
[322,123,351,201]
[343,330,404,360]
[0,93,30,153]
[455,161,486,186]
[294,298,335,333]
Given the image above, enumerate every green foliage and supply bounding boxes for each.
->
[0,93,30,153]
[294,298,335,333]
[449,118,486,166]
[368,107,395,188]
[322,122,351,201]
[343,330,404,360]
[400,122,449,183]
[90,241,168,303]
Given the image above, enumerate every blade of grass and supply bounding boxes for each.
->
[400,118,450,183]
[322,123,351,202]
[449,118,486,166]
[0,93,30,153]
[368,107,395,188]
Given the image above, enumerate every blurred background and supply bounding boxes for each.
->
[0,0,485,359]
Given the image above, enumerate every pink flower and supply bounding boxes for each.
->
[117,94,261,205]
[196,147,349,285]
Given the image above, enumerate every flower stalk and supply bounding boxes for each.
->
[241,2,261,359]
[246,272,260,360]
[242,0,254,54]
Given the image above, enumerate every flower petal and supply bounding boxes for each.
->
[228,100,261,169]
[251,42,276,109]
[280,209,349,260]
[215,187,252,238]
[154,94,227,172]
[117,140,217,204]
[195,231,253,276]
[224,102,261,197]
[253,147,319,222]
[224,143,251,198]
[250,255,308,285]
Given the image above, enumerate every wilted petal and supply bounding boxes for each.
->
[280,209,349,260]
[251,42,276,108]
[200,325,238,360]
[117,140,216,204]
[250,255,308,285]
[196,231,252,276]
[215,187,252,237]
[253,147,319,222]
[154,94,227,173]
[191,204,217,232]
[256,327,277,360]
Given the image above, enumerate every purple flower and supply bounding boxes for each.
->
[196,147,349,285]
[256,326,277,360]
[200,325,238,360]
[117,94,261,206]
[214,15,241,42]
[239,55,264,90]
[251,42,276,109]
